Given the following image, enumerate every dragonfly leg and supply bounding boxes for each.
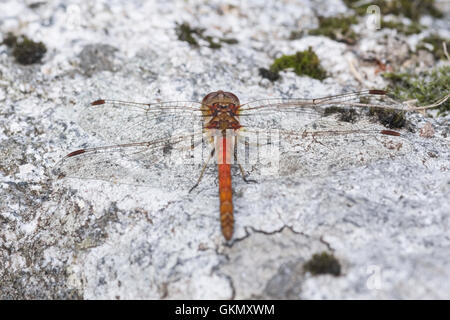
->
[234,136,257,184]
[238,164,257,184]
[304,131,326,152]
[189,147,215,193]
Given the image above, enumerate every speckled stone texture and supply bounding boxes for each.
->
[0,0,449,299]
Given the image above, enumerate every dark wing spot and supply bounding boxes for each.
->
[369,89,387,95]
[91,99,105,106]
[67,149,87,157]
[381,130,401,136]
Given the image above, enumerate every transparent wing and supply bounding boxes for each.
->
[78,99,206,144]
[57,91,411,189]
[239,90,406,113]
[234,116,409,179]
[238,90,408,130]
[53,132,217,189]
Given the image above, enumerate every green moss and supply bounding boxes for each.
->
[383,66,450,116]
[175,22,238,49]
[269,47,327,80]
[289,30,303,40]
[28,2,46,9]
[204,35,222,49]
[382,20,424,35]
[2,32,18,47]
[14,38,47,65]
[175,22,201,46]
[258,67,280,82]
[343,0,443,21]
[324,107,359,123]
[2,33,47,65]
[303,252,341,276]
[324,106,342,115]
[369,107,406,129]
[417,34,450,60]
[220,38,238,45]
[338,109,358,123]
[309,16,358,44]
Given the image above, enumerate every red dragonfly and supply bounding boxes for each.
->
[55,89,410,240]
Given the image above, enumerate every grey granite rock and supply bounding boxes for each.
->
[0,0,449,299]
[78,44,118,77]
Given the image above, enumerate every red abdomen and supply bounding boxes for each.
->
[218,163,233,240]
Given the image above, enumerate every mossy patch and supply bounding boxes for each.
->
[309,16,358,44]
[324,107,359,123]
[175,22,238,49]
[343,0,443,21]
[303,252,341,276]
[369,107,406,129]
[269,47,327,80]
[288,30,303,40]
[382,20,424,35]
[2,32,18,47]
[2,32,47,65]
[383,66,450,116]
[220,38,239,45]
[258,67,280,82]
[176,22,201,46]
[417,34,450,60]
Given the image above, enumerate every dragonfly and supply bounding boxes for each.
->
[54,89,416,241]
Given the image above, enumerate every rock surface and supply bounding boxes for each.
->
[0,0,449,299]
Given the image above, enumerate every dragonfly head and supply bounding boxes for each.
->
[203,91,242,130]
[202,90,240,109]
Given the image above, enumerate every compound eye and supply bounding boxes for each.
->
[202,92,218,105]
[224,92,240,105]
